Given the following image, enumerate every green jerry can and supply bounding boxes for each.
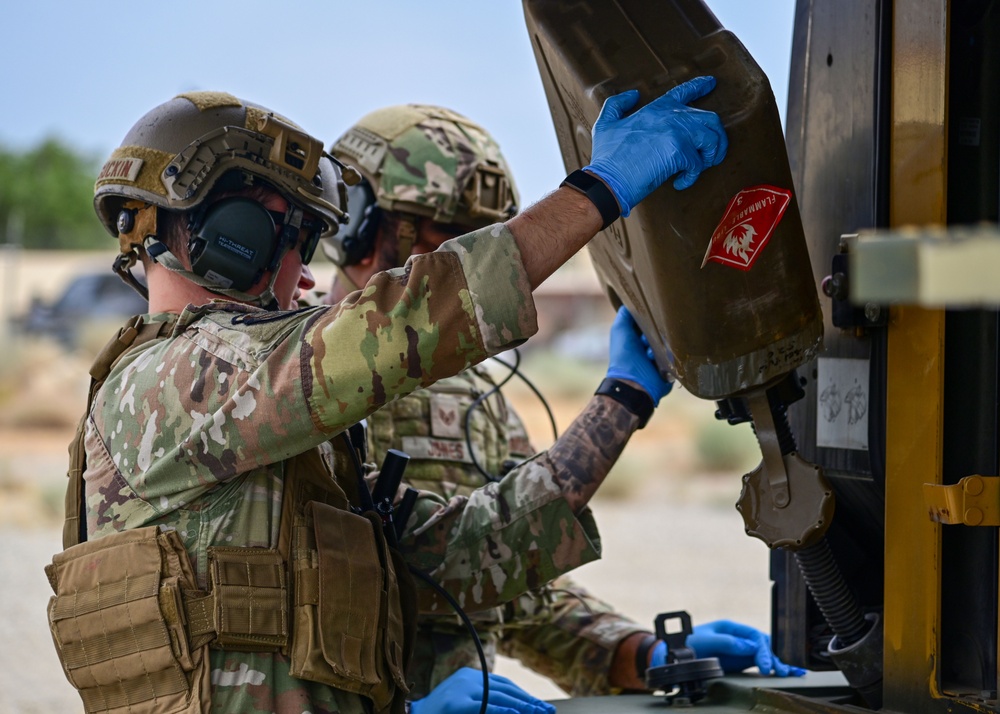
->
[523,0,823,400]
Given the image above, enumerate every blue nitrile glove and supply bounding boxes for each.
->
[409,667,556,714]
[687,620,807,677]
[606,306,673,406]
[583,76,728,216]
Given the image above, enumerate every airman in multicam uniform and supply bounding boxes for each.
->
[44,81,734,714]
[324,104,806,701]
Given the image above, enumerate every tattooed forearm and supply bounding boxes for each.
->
[547,395,641,513]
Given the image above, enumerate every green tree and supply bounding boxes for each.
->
[0,138,108,249]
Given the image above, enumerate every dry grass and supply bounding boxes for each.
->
[0,344,764,529]
[0,333,90,429]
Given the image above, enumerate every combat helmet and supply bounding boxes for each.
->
[323,104,519,266]
[95,91,354,306]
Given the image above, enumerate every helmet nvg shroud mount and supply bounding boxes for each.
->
[95,91,359,307]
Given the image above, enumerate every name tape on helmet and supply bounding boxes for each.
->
[98,157,144,183]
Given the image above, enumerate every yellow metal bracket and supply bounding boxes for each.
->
[923,476,1000,526]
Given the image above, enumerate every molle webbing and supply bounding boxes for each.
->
[58,313,414,713]
[199,547,289,651]
[46,526,209,714]
[63,314,295,656]
[283,446,413,714]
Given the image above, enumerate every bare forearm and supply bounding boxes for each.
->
[610,632,655,690]
[506,186,603,290]
[547,394,641,513]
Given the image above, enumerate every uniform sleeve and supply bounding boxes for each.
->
[96,224,535,514]
[300,223,536,435]
[399,452,602,614]
[497,577,649,697]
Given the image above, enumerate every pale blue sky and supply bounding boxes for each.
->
[2,1,795,205]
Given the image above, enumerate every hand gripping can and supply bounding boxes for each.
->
[524,0,823,399]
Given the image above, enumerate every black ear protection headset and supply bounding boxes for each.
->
[186,198,284,291]
[323,178,381,266]
[139,195,324,292]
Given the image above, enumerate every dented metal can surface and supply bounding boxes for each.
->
[524,0,822,399]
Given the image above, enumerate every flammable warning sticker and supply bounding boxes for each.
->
[701,185,792,271]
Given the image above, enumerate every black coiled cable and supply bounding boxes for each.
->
[465,348,559,482]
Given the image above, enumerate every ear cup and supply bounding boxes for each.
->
[188,197,278,291]
[322,179,380,266]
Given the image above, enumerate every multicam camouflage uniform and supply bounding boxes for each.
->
[83,227,603,713]
[366,367,650,698]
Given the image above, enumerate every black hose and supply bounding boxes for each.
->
[490,351,559,443]
[794,539,869,647]
[767,396,870,648]
[465,350,523,481]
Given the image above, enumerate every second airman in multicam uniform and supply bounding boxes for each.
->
[324,104,806,700]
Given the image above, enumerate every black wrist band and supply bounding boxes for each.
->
[561,169,622,230]
[595,378,655,429]
[635,634,658,680]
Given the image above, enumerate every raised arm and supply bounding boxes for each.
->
[508,76,727,289]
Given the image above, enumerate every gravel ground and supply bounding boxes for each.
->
[0,525,80,713]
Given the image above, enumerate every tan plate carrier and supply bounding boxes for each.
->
[45,315,416,714]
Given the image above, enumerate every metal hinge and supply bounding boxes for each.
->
[924,476,1000,526]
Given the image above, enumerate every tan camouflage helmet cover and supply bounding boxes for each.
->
[94,91,346,241]
[329,104,519,228]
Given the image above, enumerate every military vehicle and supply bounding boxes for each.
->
[13,270,148,349]
[523,1,999,712]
